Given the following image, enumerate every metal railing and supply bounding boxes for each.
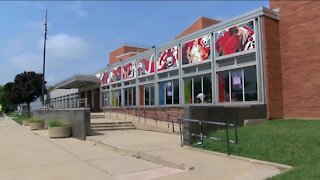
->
[178,117,238,155]
[102,106,182,133]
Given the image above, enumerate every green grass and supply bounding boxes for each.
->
[8,112,28,125]
[48,119,69,128]
[193,119,320,179]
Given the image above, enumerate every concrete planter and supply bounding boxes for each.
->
[30,122,44,130]
[48,126,71,138]
[23,120,30,126]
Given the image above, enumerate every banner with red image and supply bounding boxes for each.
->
[137,54,155,76]
[157,46,179,72]
[215,21,255,57]
[122,61,136,80]
[182,35,211,65]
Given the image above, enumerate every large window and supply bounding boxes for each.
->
[124,87,136,106]
[159,79,179,105]
[184,74,212,104]
[111,89,121,106]
[101,91,109,107]
[140,84,154,106]
[218,66,257,102]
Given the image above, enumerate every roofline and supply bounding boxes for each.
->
[98,6,278,73]
[54,74,99,89]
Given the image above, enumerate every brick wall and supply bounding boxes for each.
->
[175,17,219,39]
[262,16,283,119]
[270,1,320,118]
[109,46,149,65]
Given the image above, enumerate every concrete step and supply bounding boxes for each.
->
[91,126,136,131]
[90,115,105,119]
[91,124,135,128]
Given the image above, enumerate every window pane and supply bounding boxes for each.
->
[166,81,173,105]
[203,74,212,103]
[218,71,229,102]
[133,87,136,106]
[173,79,179,104]
[159,82,165,105]
[231,69,243,102]
[139,86,144,105]
[145,86,149,105]
[217,58,235,68]
[244,66,257,101]
[194,76,202,103]
[150,86,155,105]
[184,77,192,104]
[128,88,132,106]
[124,89,128,106]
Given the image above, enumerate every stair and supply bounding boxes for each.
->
[90,114,105,119]
[91,121,135,131]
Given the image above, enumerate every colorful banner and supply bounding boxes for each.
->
[215,21,255,57]
[100,71,110,85]
[137,54,155,76]
[157,46,179,72]
[182,35,211,65]
[108,66,121,83]
[122,61,136,80]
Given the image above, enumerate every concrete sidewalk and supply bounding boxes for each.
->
[0,117,183,180]
[88,129,291,180]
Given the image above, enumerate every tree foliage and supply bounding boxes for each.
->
[2,71,46,116]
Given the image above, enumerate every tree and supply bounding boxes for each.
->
[0,85,15,114]
[4,71,46,117]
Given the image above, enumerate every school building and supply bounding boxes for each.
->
[49,1,320,122]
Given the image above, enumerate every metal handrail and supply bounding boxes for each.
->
[178,117,238,155]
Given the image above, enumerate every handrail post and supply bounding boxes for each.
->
[226,124,230,155]
[200,121,204,149]
[172,120,175,132]
[235,125,238,144]
[138,107,141,122]
[179,117,183,147]
[144,108,146,123]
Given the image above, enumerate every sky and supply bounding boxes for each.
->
[0,1,269,86]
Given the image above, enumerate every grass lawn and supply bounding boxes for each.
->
[193,119,320,179]
[8,112,27,125]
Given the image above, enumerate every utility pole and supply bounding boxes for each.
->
[41,9,47,106]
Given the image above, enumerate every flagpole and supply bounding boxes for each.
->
[41,9,47,106]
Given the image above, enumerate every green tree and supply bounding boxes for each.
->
[0,85,15,114]
[4,71,46,117]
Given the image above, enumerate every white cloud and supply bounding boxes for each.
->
[40,33,89,59]
[69,1,88,17]
[10,52,42,72]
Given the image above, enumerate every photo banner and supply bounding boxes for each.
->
[182,35,211,65]
[108,66,121,83]
[157,46,179,72]
[137,54,155,76]
[215,21,255,57]
[100,71,110,85]
[122,61,136,80]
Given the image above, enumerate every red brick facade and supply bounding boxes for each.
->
[270,1,320,118]
[262,16,283,119]
[109,46,149,65]
[175,17,219,39]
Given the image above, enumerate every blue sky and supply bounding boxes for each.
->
[0,1,269,86]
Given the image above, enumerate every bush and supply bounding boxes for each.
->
[29,117,43,123]
[48,119,69,128]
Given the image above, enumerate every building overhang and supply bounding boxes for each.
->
[54,75,100,89]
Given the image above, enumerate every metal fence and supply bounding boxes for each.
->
[103,106,182,133]
[178,117,238,155]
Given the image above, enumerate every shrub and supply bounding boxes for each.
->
[29,117,43,123]
[48,119,69,128]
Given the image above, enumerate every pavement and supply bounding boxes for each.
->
[0,116,291,180]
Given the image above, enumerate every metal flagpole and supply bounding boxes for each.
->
[41,9,47,106]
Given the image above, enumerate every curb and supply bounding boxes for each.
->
[183,146,292,172]
[86,138,187,171]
